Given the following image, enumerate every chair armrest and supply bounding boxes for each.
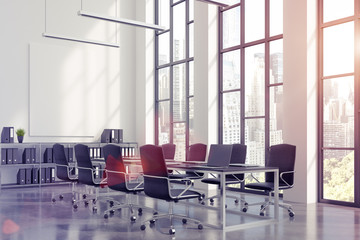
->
[55,164,77,180]
[279,170,295,187]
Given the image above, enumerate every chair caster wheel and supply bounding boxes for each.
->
[104,214,108,219]
[169,228,175,235]
[138,208,143,213]
[71,199,76,204]
[289,211,295,217]
[51,198,56,203]
[153,212,158,215]
[130,216,136,222]
[140,225,146,230]
[84,201,89,206]
[225,204,228,208]
[182,218,187,224]
[150,219,155,224]
[92,199,96,204]
[201,201,205,205]
[260,212,265,216]
[92,206,97,212]
[210,198,214,203]
[73,204,78,209]
[244,202,248,206]
[198,224,203,230]
[59,195,64,200]
[242,207,248,212]
[110,210,115,215]
[234,199,239,204]
[201,193,206,198]
[83,194,87,199]
[109,200,114,207]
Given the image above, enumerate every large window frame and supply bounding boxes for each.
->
[155,0,194,161]
[318,0,360,207]
[219,0,283,171]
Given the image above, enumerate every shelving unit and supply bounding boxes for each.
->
[0,142,138,189]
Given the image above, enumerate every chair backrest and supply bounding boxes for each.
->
[74,144,96,186]
[53,143,70,181]
[140,144,171,200]
[186,143,207,162]
[265,144,296,185]
[207,144,233,167]
[229,144,247,180]
[103,144,127,190]
[161,143,176,160]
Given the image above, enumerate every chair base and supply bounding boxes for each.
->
[247,195,295,217]
[200,193,249,212]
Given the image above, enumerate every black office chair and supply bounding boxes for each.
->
[74,144,106,210]
[139,144,203,235]
[245,144,296,217]
[102,144,156,221]
[51,143,78,203]
[200,144,248,210]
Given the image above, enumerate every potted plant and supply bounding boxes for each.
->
[16,128,25,143]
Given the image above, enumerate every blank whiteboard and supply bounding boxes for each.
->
[29,42,120,137]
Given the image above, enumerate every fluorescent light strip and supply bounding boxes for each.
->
[43,33,120,48]
[78,10,166,32]
[196,0,229,8]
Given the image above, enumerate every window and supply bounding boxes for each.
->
[155,0,194,161]
[220,0,283,169]
[319,0,356,205]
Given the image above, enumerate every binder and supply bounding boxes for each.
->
[12,148,19,164]
[17,169,26,185]
[32,168,39,184]
[1,148,6,165]
[40,168,46,183]
[118,129,123,143]
[23,148,31,164]
[89,147,93,158]
[25,168,32,184]
[1,127,14,143]
[111,129,119,143]
[6,148,13,164]
[101,129,111,143]
[50,167,55,182]
[44,148,53,163]
[45,167,51,183]
[31,148,36,163]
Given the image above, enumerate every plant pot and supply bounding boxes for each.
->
[17,135,23,143]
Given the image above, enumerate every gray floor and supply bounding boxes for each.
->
[0,184,359,240]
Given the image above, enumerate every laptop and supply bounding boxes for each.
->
[196,144,233,168]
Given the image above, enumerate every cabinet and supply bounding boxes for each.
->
[0,142,138,189]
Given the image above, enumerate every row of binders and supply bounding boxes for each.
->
[43,147,74,163]
[89,146,137,159]
[1,148,36,165]
[101,129,123,143]
[17,167,55,185]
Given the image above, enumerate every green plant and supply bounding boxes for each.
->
[16,128,25,136]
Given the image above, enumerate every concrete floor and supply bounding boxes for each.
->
[0,184,359,240]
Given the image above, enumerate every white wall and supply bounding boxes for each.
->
[0,0,137,143]
[283,0,318,203]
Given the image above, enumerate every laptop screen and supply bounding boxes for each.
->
[206,144,233,167]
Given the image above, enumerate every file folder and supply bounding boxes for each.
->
[25,168,32,184]
[118,129,123,143]
[17,169,26,185]
[40,168,46,183]
[31,148,36,163]
[6,148,13,164]
[44,148,53,163]
[101,129,111,143]
[111,129,119,143]
[12,148,19,164]
[50,167,55,182]
[45,167,51,183]
[1,149,6,165]
[32,168,39,184]
[1,127,14,143]
[23,148,31,164]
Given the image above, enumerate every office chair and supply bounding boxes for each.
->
[139,144,203,235]
[200,144,248,210]
[245,144,296,217]
[51,143,78,204]
[102,144,156,221]
[169,143,207,181]
[74,144,107,211]
[161,143,176,160]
